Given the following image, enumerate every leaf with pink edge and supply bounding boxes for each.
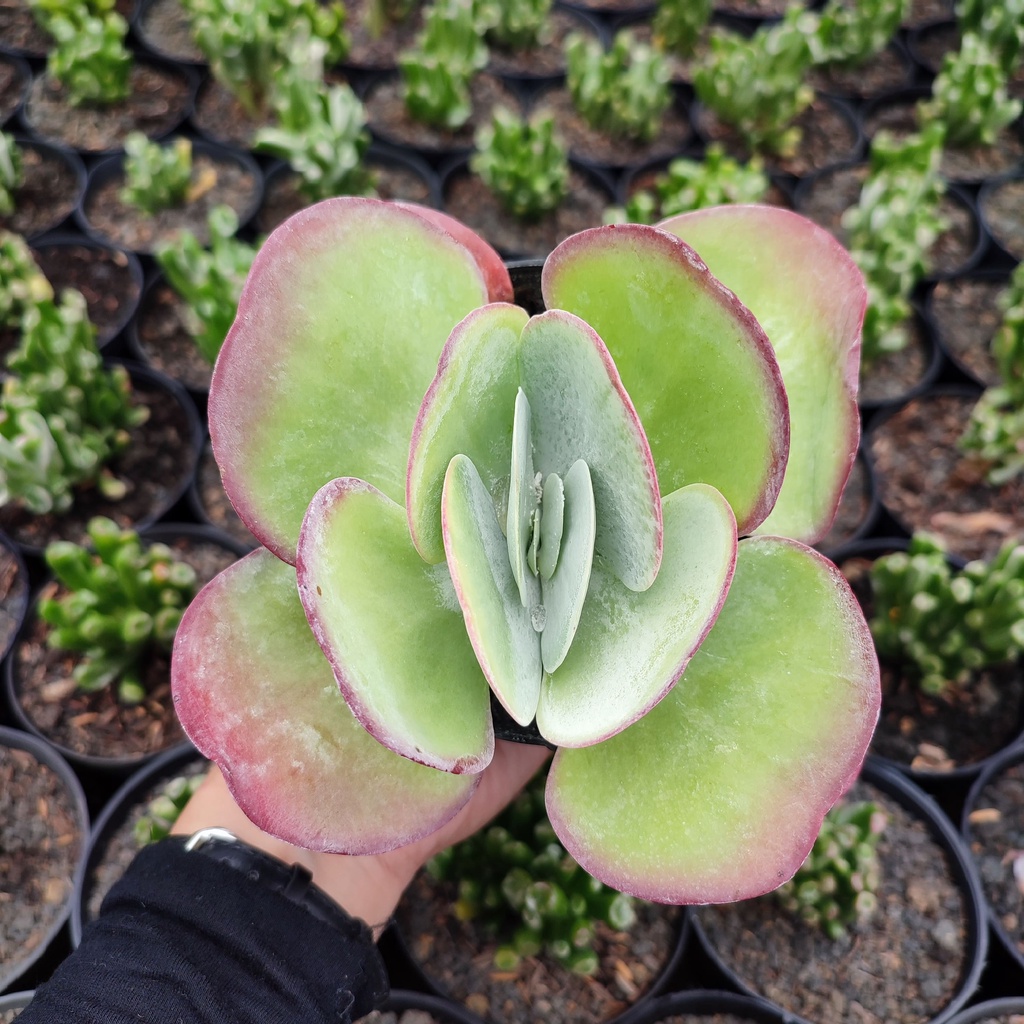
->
[537,483,736,748]
[210,197,492,564]
[542,224,789,537]
[658,206,865,544]
[297,477,493,774]
[545,536,880,903]
[171,548,478,854]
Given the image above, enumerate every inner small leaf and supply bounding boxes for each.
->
[506,387,536,608]
[538,473,564,580]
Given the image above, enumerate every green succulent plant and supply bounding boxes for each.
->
[170,197,879,905]
[957,0,1024,77]
[0,231,52,328]
[960,263,1024,483]
[869,532,1024,697]
[399,0,489,129]
[774,800,886,940]
[693,8,816,156]
[918,33,1023,148]
[40,516,198,703]
[427,773,635,974]
[134,772,207,845]
[120,133,194,215]
[154,206,259,366]
[0,289,148,515]
[0,132,22,218]
[652,0,712,58]
[565,29,672,143]
[813,0,909,67]
[470,107,569,220]
[842,126,948,364]
[608,144,769,225]
[29,0,132,106]
[477,0,551,51]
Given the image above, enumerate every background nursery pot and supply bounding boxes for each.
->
[690,758,988,1024]
[0,725,88,994]
[70,741,208,946]
[0,990,34,1020]
[961,742,1024,985]
[613,989,796,1024]
[0,526,29,665]
[943,998,1024,1024]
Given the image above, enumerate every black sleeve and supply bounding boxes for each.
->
[18,838,390,1024]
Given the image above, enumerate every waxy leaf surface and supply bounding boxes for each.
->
[542,224,788,536]
[171,548,477,853]
[658,206,865,543]
[546,536,880,903]
[297,477,493,773]
[443,454,542,726]
[536,483,736,747]
[211,197,492,563]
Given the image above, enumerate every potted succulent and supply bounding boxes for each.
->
[170,197,881,916]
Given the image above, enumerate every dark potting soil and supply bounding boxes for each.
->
[365,73,522,155]
[0,745,83,986]
[356,1012,446,1024]
[0,539,27,657]
[23,63,193,153]
[535,85,692,170]
[132,280,211,393]
[0,0,49,57]
[713,0,794,15]
[928,277,1005,387]
[136,0,204,63]
[868,392,1024,561]
[695,95,860,179]
[903,0,955,28]
[484,9,603,81]
[32,241,141,348]
[695,780,969,1024]
[190,78,275,149]
[83,154,260,254]
[858,317,934,408]
[12,539,238,762]
[194,444,257,548]
[966,760,1024,964]
[981,178,1024,262]
[0,55,27,122]
[808,45,913,100]
[397,871,680,1024]
[255,160,436,235]
[816,455,872,553]
[909,20,957,76]
[342,0,425,72]
[83,757,209,924]
[0,143,80,239]
[442,167,610,259]
[0,379,196,551]
[842,555,1024,772]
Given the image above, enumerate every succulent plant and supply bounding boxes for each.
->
[813,0,909,67]
[477,0,552,51]
[694,9,816,156]
[399,0,489,129]
[774,800,886,940]
[170,198,879,904]
[918,33,1023,148]
[0,231,52,328]
[957,0,1024,77]
[565,29,672,143]
[869,532,1024,696]
[960,262,1024,483]
[427,772,635,974]
[608,144,769,225]
[470,107,569,220]
[0,289,148,515]
[134,772,207,845]
[40,516,198,703]
[652,0,712,58]
[120,133,195,215]
[154,206,259,365]
[0,132,22,218]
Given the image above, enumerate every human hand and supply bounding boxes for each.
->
[172,740,551,936]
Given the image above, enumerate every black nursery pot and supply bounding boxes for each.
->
[961,742,1024,986]
[0,137,87,241]
[944,998,1024,1023]
[70,741,207,947]
[0,990,34,1015]
[0,527,30,667]
[0,54,31,125]
[0,725,89,994]
[615,989,794,1024]
[690,757,988,1024]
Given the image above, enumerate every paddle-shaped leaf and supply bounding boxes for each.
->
[297,477,493,774]
[546,536,880,903]
[210,197,494,564]
[543,224,789,537]
[657,205,865,544]
[171,548,478,853]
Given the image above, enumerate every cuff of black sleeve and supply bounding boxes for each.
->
[21,839,389,1024]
